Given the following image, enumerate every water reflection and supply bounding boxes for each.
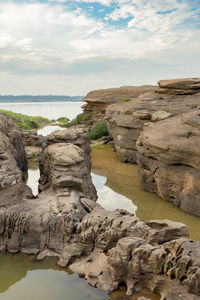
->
[0,253,107,300]
[92,145,200,241]
[38,125,65,136]
[26,145,200,241]
[0,252,160,300]
[92,174,137,213]
[25,160,40,196]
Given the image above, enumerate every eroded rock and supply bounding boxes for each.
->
[0,113,31,207]
[137,110,200,217]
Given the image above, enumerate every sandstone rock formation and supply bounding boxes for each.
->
[82,86,155,126]
[1,114,200,299]
[22,129,45,159]
[156,77,200,95]
[0,112,31,207]
[0,112,27,172]
[22,129,45,148]
[106,78,200,163]
[137,110,200,217]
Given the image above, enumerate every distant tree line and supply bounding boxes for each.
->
[0,95,84,102]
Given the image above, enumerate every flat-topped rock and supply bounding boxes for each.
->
[82,86,156,126]
[83,86,156,103]
[157,78,200,95]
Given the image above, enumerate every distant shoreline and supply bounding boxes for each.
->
[0,101,82,105]
[0,95,84,103]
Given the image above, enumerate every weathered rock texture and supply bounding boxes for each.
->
[82,86,155,126]
[22,129,45,159]
[0,112,31,207]
[106,78,200,164]
[0,112,27,172]
[1,116,200,299]
[157,78,200,95]
[44,125,92,170]
[22,129,45,148]
[137,110,200,217]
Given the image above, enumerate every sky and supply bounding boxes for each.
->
[0,0,199,95]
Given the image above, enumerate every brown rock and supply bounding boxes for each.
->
[106,86,200,163]
[137,110,200,217]
[82,86,156,126]
[157,78,200,95]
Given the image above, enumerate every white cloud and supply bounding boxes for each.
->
[0,0,199,94]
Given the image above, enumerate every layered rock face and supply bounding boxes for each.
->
[82,86,155,126]
[0,112,27,172]
[157,77,200,95]
[39,128,97,200]
[106,78,200,163]
[0,113,31,207]
[22,129,45,159]
[137,110,200,217]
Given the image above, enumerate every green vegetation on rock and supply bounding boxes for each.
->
[60,113,91,128]
[83,113,91,122]
[121,98,131,103]
[60,113,83,127]
[88,120,108,140]
[56,117,70,124]
[0,109,52,130]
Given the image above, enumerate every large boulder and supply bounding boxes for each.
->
[137,110,200,217]
[38,142,97,201]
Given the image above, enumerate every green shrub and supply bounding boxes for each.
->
[121,98,131,103]
[83,113,91,122]
[56,117,70,123]
[88,120,108,140]
[0,109,52,130]
[76,113,83,123]
[62,113,83,127]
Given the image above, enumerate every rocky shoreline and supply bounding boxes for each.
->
[0,110,200,299]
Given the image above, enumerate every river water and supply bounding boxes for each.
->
[0,101,199,300]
